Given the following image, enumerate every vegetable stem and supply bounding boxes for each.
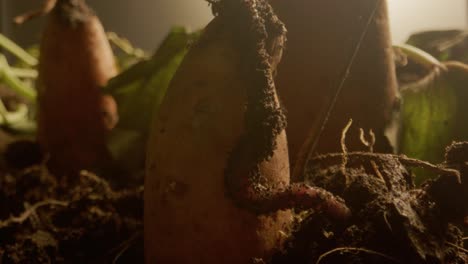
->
[0,55,37,101]
[0,34,38,66]
[0,99,10,125]
[107,32,147,59]
[10,67,38,79]
[394,44,443,70]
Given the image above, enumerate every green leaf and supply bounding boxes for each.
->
[0,34,38,66]
[400,75,457,162]
[0,55,37,101]
[399,61,468,184]
[106,27,200,171]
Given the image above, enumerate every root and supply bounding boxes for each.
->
[80,170,144,200]
[111,231,142,264]
[247,183,351,220]
[0,200,68,229]
[80,170,114,195]
[315,247,402,264]
[359,128,376,153]
[370,160,387,187]
[398,155,461,183]
[317,152,460,182]
[445,242,468,254]
[340,119,353,178]
[382,212,393,232]
[13,0,57,25]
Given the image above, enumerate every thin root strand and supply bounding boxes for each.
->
[315,247,402,264]
[0,199,68,229]
[232,183,352,221]
[359,128,376,153]
[340,119,353,185]
[398,155,461,183]
[445,242,468,254]
[13,0,57,25]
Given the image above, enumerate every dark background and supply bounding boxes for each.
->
[0,1,467,51]
[0,0,213,52]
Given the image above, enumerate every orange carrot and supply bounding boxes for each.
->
[37,0,118,175]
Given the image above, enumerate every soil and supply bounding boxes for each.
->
[0,137,466,263]
[272,149,467,264]
[0,139,143,263]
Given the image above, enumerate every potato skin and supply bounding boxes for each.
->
[269,0,399,178]
[37,0,117,174]
[145,16,292,263]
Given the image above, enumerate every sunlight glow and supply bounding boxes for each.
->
[387,0,467,43]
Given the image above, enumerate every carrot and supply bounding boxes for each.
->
[145,1,349,263]
[269,0,399,181]
[36,0,118,175]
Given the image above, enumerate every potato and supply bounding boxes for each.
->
[145,1,350,263]
[145,11,290,264]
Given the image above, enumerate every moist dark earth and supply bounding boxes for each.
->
[0,137,466,263]
[273,147,467,264]
[0,139,143,263]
